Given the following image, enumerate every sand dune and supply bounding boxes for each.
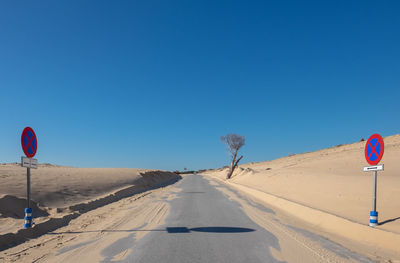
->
[0,165,173,208]
[206,134,400,232]
[0,165,180,250]
[204,134,400,256]
[0,195,49,218]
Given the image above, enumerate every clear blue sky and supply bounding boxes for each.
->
[1,1,399,170]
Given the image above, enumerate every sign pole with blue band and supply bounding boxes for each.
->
[21,127,38,229]
[26,167,31,227]
[364,134,384,227]
[370,171,378,227]
[372,170,377,212]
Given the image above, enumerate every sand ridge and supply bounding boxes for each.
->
[0,165,180,249]
[203,134,400,260]
[204,134,400,233]
[0,182,181,262]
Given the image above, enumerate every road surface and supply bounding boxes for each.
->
[106,174,372,263]
[1,174,374,262]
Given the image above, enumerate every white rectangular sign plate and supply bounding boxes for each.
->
[363,164,384,172]
[21,157,38,169]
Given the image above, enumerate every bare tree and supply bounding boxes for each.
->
[221,133,245,179]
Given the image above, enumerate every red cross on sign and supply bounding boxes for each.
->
[21,127,38,158]
[364,134,384,165]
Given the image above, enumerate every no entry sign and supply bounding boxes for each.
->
[21,127,37,158]
[364,134,384,166]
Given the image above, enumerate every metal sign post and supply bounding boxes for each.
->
[364,134,384,227]
[21,127,38,229]
[27,167,30,209]
[372,170,377,212]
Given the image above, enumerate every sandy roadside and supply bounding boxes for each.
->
[203,134,400,259]
[0,164,180,248]
[0,180,181,262]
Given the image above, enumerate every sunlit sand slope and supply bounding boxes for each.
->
[205,134,400,233]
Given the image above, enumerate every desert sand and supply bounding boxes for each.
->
[205,134,400,232]
[0,181,181,262]
[1,135,399,261]
[204,134,400,257]
[0,164,179,247]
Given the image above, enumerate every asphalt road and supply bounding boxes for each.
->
[103,174,373,263]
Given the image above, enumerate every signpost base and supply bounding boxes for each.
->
[369,211,378,227]
[24,208,32,228]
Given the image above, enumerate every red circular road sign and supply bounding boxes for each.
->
[365,134,384,165]
[21,127,37,158]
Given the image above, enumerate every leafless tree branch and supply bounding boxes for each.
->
[221,134,245,179]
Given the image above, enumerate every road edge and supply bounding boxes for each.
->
[204,174,400,257]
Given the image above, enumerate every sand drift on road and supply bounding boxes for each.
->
[0,165,180,250]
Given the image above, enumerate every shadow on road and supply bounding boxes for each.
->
[167,227,255,233]
[49,226,255,235]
